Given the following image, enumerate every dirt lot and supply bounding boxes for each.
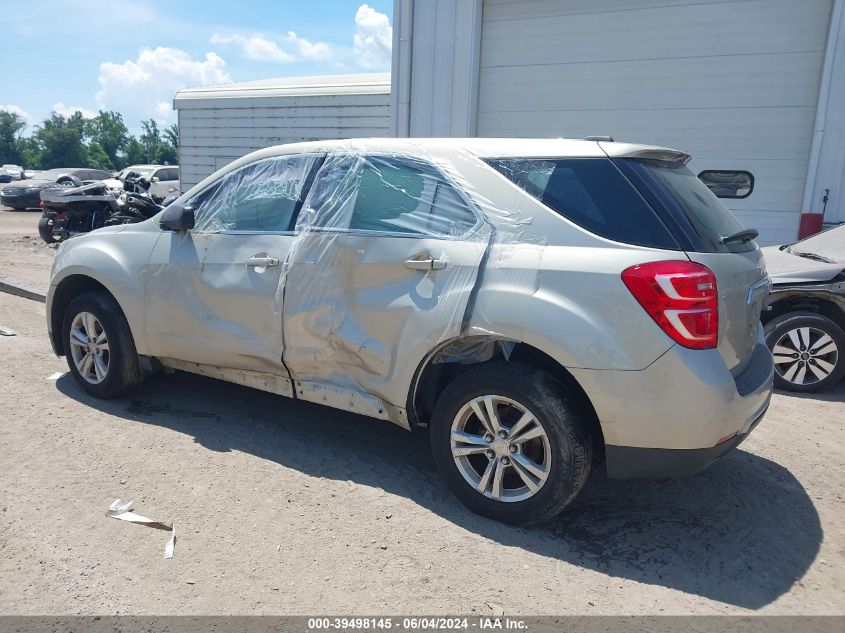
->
[0,204,843,615]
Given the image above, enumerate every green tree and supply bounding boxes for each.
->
[164,123,178,148]
[16,136,42,169]
[85,111,129,169]
[0,110,26,165]
[85,142,113,171]
[124,137,146,166]
[139,119,162,163]
[35,112,87,168]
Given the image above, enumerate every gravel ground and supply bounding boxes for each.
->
[0,204,843,615]
[0,204,56,291]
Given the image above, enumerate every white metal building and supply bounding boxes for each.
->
[391,0,845,244]
[173,73,391,190]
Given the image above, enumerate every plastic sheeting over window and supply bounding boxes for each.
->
[190,154,321,233]
[278,150,493,425]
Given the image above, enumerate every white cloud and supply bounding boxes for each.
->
[53,102,97,119]
[285,31,332,61]
[96,47,230,126]
[211,33,295,63]
[0,104,31,126]
[210,31,332,63]
[353,4,392,69]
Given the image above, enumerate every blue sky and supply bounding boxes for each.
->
[1,0,393,134]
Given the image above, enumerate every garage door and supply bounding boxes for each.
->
[477,0,833,244]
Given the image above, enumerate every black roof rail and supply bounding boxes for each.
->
[583,135,615,142]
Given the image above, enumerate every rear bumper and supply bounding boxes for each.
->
[605,396,769,478]
[570,328,774,478]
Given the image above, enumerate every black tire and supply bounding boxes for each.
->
[38,216,60,243]
[61,291,142,399]
[765,311,845,393]
[429,362,592,525]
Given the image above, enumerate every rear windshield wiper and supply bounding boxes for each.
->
[722,228,759,245]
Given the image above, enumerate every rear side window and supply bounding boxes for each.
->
[486,158,678,250]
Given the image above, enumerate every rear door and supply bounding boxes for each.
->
[281,153,489,419]
[616,158,768,374]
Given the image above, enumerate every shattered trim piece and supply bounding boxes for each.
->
[107,499,176,559]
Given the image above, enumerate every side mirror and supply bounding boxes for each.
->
[160,204,195,231]
[152,176,160,183]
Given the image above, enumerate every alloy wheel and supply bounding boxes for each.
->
[450,395,551,503]
[68,311,110,384]
[772,326,839,386]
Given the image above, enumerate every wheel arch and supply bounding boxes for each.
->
[49,275,132,356]
[407,335,605,457]
[764,291,845,329]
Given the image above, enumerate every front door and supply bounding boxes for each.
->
[144,153,323,374]
[281,153,489,418]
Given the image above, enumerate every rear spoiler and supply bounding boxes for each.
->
[597,141,691,165]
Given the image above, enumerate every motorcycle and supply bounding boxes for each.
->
[37,172,178,244]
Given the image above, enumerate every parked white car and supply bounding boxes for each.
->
[2,164,24,180]
[118,165,180,197]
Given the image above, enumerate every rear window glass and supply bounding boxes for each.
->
[617,159,750,253]
[485,158,678,250]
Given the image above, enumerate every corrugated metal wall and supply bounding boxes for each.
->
[176,83,390,190]
[476,0,833,245]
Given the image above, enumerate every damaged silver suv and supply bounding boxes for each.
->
[47,139,773,524]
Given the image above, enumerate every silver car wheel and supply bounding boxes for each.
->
[68,311,110,384]
[450,395,551,503]
[772,326,839,386]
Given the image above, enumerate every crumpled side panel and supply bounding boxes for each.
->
[279,148,492,423]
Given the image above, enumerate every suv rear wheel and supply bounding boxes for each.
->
[765,311,845,393]
[429,362,592,524]
[62,292,142,398]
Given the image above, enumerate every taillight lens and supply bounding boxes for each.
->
[621,260,718,349]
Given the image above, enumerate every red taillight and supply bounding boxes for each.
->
[39,200,44,208]
[621,260,718,350]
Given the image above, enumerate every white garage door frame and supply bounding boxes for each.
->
[802,0,845,230]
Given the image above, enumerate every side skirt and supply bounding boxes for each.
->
[156,358,411,431]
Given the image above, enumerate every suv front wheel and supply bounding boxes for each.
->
[429,362,592,524]
[61,291,143,398]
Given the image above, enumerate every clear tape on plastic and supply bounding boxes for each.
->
[273,143,548,424]
[107,499,176,559]
[180,140,549,427]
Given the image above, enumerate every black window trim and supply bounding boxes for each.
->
[696,169,755,199]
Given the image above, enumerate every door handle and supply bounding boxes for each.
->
[403,255,447,271]
[246,256,280,268]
